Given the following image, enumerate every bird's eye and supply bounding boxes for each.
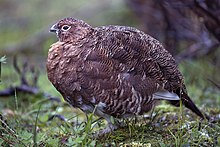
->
[61,25,71,31]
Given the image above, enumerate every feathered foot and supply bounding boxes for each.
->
[98,123,119,136]
[93,118,126,138]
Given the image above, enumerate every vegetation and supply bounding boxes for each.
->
[0,0,219,146]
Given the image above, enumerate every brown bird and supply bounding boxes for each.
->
[47,17,206,133]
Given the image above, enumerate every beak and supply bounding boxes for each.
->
[50,24,58,33]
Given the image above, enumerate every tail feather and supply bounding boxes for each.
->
[170,89,209,120]
[181,92,206,119]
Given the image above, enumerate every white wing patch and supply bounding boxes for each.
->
[153,90,180,101]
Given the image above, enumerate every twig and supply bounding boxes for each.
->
[176,42,220,62]
[0,135,15,146]
[0,57,61,103]
[13,56,29,86]
[208,78,220,90]
[194,0,220,26]
[0,114,18,139]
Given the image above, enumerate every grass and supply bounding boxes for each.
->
[0,58,220,146]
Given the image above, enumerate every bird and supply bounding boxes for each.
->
[47,17,207,134]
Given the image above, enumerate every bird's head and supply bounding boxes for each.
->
[50,17,93,42]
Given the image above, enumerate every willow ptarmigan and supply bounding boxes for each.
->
[47,17,206,133]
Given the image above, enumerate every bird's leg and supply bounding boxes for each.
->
[97,116,120,136]
[99,122,118,135]
[92,107,126,137]
[92,109,125,137]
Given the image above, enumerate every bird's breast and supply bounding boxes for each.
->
[47,42,87,94]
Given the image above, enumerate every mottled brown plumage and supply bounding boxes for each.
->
[47,17,206,133]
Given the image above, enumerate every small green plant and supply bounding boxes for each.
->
[68,107,97,146]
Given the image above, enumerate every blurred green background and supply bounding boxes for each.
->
[0,0,136,55]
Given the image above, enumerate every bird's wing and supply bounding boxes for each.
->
[99,27,183,91]
[82,27,181,100]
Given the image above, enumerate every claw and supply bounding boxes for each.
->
[93,123,119,138]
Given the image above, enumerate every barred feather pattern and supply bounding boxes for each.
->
[47,17,204,121]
